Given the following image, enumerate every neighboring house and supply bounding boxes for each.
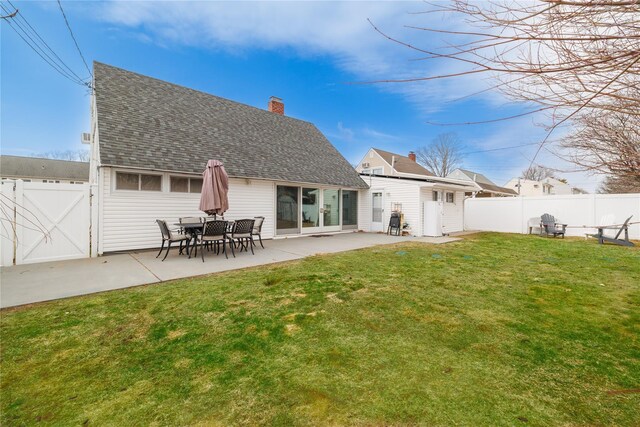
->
[504,177,588,196]
[0,155,89,184]
[447,168,517,197]
[356,149,476,236]
[89,62,367,253]
[355,148,434,178]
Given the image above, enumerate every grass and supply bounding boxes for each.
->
[1,233,639,426]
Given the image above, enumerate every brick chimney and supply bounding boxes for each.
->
[408,151,416,162]
[268,96,284,115]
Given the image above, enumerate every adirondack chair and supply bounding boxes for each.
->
[591,216,635,247]
[540,213,567,238]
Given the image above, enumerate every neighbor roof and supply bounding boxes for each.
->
[93,62,367,189]
[372,148,434,177]
[0,156,89,181]
[453,169,496,186]
[450,168,517,195]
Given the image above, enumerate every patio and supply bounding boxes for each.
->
[0,232,459,308]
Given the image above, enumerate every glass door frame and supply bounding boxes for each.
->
[321,188,341,233]
[301,187,322,234]
[371,189,384,232]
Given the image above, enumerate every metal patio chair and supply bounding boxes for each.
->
[156,219,189,261]
[251,216,265,249]
[197,220,229,261]
[229,219,256,255]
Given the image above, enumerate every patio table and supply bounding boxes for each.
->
[175,220,236,258]
[174,222,203,258]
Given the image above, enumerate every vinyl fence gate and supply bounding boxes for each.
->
[1,180,95,266]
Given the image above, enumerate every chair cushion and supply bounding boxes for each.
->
[233,233,251,238]
[201,235,225,241]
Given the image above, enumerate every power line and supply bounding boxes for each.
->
[6,0,87,83]
[56,0,92,78]
[461,141,541,155]
[1,2,90,88]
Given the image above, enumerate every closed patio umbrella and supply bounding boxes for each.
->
[199,159,229,216]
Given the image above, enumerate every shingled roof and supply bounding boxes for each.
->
[372,148,434,177]
[449,168,517,195]
[93,62,367,189]
[0,156,89,181]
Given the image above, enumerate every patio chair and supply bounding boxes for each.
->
[590,215,635,247]
[251,216,265,249]
[387,212,401,236]
[540,213,567,238]
[156,219,189,261]
[229,219,256,255]
[197,220,229,261]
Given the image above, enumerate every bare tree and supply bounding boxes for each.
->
[415,132,465,177]
[35,149,90,162]
[598,175,640,194]
[560,111,640,181]
[521,165,554,181]
[370,0,640,176]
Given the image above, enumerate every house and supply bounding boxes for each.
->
[504,177,588,196]
[89,62,367,254]
[355,148,434,178]
[355,149,476,236]
[0,155,89,184]
[446,168,517,197]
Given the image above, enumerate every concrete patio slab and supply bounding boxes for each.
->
[0,254,159,309]
[1,232,460,308]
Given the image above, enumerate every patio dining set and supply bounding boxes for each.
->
[155,216,265,262]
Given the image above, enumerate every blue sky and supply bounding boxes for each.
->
[1,1,599,190]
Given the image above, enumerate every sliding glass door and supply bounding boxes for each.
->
[276,186,300,235]
[302,188,321,233]
[322,189,341,232]
[342,190,358,229]
[277,186,358,235]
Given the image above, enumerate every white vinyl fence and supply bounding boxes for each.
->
[1,180,95,266]
[464,194,640,239]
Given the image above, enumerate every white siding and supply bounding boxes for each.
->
[358,176,422,235]
[100,168,275,253]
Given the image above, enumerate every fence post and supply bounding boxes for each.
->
[14,179,24,265]
[520,196,526,234]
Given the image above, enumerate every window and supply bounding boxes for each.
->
[170,176,189,193]
[170,176,203,193]
[116,172,161,191]
[190,178,203,193]
[361,169,371,174]
[432,191,439,201]
[371,167,383,175]
[445,192,455,203]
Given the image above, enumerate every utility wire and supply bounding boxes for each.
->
[460,141,541,155]
[1,2,90,88]
[56,0,92,78]
[6,0,87,83]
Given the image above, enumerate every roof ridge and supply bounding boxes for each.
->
[0,155,89,164]
[372,147,411,159]
[93,61,314,127]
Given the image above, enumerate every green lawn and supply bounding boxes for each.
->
[1,233,639,426]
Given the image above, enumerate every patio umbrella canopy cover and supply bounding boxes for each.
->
[199,159,229,216]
